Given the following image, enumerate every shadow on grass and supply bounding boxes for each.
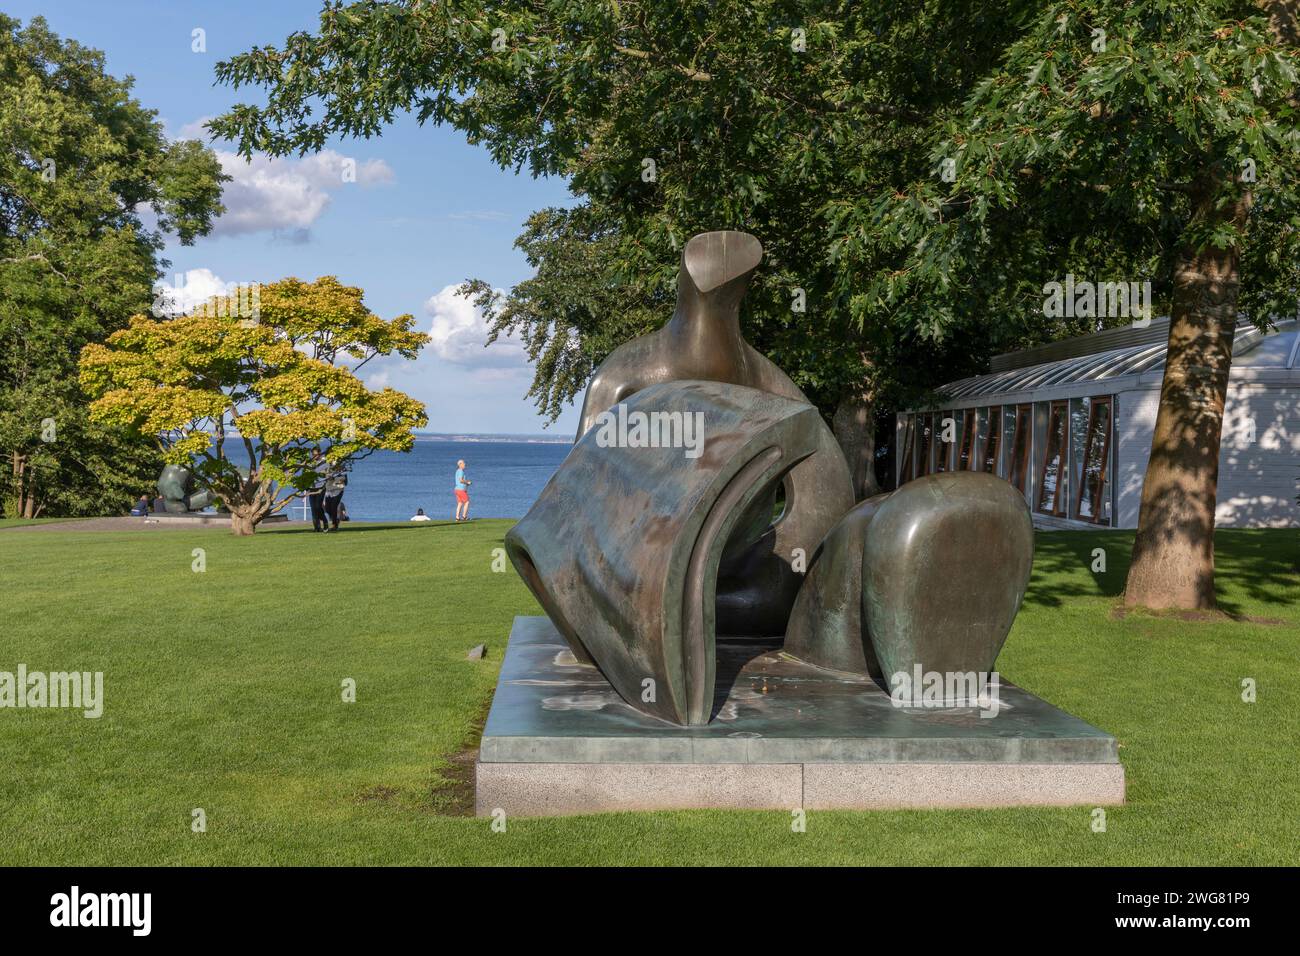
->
[266,519,497,535]
[1023,528,1298,616]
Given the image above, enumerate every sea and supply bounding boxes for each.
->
[223,435,572,522]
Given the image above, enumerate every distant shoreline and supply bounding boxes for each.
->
[187,430,574,445]
[413,433,573,445]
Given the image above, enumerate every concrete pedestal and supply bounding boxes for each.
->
[476,617,1125,817]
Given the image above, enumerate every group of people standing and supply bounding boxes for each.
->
[307,448,349,532]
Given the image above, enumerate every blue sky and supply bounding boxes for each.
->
[10,0,581,434]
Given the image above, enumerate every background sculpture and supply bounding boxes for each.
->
[576,230,854,636]
[156,464,216,514]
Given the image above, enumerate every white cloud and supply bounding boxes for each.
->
[176,116,214,141]
[210,147,395,238]
[153,268,249,316]
[423,284,526,368]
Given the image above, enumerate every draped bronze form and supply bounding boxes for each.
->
[507,380,822,725]
[576,230,855,636]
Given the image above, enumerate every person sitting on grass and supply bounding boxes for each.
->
[410,508,432,522]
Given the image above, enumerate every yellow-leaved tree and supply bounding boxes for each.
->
[79,276,429,535]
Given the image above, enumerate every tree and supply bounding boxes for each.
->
[79,277,429,535]
[839,0,1300,609]
[209,0,1032,496]
[0,14,228,518]
[210,1,1298,604]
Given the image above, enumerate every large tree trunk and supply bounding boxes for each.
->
[1124,182,1251,610]
[833,389,882,501]
[223,477,272,536]
[229,510,258,536]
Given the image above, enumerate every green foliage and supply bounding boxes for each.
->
[845,1,1300,338]
[79,277,429,524]
[210,0,1032,420]
[0,13,228,516]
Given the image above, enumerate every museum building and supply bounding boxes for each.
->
[895,317,1300,529]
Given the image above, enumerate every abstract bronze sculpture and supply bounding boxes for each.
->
[576,230,854,636]
[785,473,1033,701]
[508,229,1035,726]
[156,464,216,514]
[507,380,825,725]
[783,493,891,678]
[861,472,1033,693]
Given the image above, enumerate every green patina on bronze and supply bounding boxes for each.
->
[506,379,822,726]
[862,472,1034,698]
[576,230,854,636]
[783,492,891,677]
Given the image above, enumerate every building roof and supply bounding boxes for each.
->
[935,320,1299,402]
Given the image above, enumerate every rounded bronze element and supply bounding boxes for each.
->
[783,492,892,677]
[862,472,1034,700]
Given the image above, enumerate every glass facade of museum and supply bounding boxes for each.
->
[898,319,1300,529]
[897,397,1116,525]
[896,334,1176,526]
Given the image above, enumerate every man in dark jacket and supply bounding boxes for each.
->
[307,449,328,532]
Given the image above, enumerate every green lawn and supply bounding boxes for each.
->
[0,520,1296,865]
[0,517,81,529]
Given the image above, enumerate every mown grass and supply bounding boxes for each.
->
[0,520,1296,865]
[0,517,81,529]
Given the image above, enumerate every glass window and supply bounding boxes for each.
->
[1007,405,1031,492]
[980,406,1001,473]
[1074,397,1113,524]
[898,415,916,485]
[1036,400,1069,516]
[958,408,977,470]
[935,410,955,472]
[918,413,933,476]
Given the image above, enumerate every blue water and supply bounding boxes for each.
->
[226,439,572,522]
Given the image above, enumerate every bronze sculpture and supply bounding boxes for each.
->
[156,464,216,514]
[861,472,1033,697]
[783,493,891,677]
[508,230,1036,725]
[576,230,854,636]
[507,380,824,725]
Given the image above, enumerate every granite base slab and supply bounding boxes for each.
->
[475,616,1125,816]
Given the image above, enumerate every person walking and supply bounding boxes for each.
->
[323,469,348,532]
[453,459,471,521]
[306,449,328,532]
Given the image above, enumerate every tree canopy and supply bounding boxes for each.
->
[79,276,430,534]
[0,13,228,517]
[210,0,1031,423]
[209,0,1299,602]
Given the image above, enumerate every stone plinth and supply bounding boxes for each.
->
[476,617,1125,817]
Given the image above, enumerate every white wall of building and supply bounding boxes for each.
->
[1216,379,1300,528]
[1079,379,1297,529]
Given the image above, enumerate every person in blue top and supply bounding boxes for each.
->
[453,459,471,522]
